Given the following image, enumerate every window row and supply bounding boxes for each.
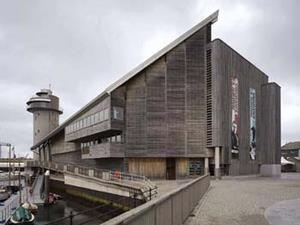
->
[66,108,109,134]
[80,134,123,149]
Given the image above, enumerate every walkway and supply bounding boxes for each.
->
[184,173,300,225]
[29,175,44,204]
[154,178,193,196]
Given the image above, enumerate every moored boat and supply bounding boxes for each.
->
[9,206,35,224]
[0,188,11,202]
[22,202,38,214]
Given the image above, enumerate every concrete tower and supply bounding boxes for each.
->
[26,89,63,146]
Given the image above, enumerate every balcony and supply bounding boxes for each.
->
[81,143,124,159]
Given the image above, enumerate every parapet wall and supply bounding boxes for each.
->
[102,175,210,225]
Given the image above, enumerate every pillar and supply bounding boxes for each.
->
[205,157,209,175]
[214,147,221,179]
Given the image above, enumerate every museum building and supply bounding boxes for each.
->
[27,11,281,179]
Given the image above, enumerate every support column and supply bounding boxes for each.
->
[44,170,50,204]
[214,147,221,179]
[205,157,209,175]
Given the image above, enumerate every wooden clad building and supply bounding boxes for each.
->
[28,11,281,179]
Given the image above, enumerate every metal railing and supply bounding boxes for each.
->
[102,175,210,225]
[43,203,123,225]
[0,188,27,224]
[26,160,158,201]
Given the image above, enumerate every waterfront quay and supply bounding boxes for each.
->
[185,173,300,225]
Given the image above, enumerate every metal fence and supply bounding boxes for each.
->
[0,188,27,224]
[26,160,158,201]
[26,161,150,183]
[101,175,210,225]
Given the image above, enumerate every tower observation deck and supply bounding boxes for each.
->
[26,89,63,146]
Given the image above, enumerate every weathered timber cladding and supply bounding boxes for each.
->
[185,27,207,155]
[261,83,281,164]
[111,86,126,131]
[176,158,189,177]
[128,158,166,178]
[52,150,124,170]
[51,131,77,154]
[125,27,208,158]
[166,44,186,155]
[125,73,147,155]
[146,58,167,155]
[211,39,273,175]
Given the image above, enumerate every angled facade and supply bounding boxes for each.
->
[27,11,281,179]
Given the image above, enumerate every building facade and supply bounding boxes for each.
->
[27,11,281,179]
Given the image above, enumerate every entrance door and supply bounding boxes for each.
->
[166,158,176,180]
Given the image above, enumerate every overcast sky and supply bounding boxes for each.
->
[0,0,299,157]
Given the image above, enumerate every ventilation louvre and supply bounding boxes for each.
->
[206,49,212,146]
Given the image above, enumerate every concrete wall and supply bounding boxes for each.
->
[101,175,210,225]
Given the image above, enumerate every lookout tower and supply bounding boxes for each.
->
[26,89,63,146]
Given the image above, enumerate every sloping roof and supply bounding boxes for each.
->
[105,10,218,93]
[282,142,300,150]
[31,10,219,150]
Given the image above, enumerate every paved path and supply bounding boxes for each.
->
[154,179,193,196]
[265,198,300,225]
[185,173,300,225]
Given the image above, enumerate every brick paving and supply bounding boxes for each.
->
[184,173,300,225]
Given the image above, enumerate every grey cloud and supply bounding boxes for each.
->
[0,0,299,156]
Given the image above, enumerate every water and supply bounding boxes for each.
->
[33,195,124,225]
[34,199,104,225]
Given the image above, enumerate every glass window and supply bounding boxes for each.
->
[91,114,95,125]
[95,112,99,123]
[112,107,124,120]
[102,137,108,143]
[116,135,121,142]
[104,108,109,120]
[83,118,86,127]
[100,111,103,121]
[87,116,90,126]
[111,136,116,143]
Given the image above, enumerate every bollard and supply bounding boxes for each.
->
[70,211,74,225]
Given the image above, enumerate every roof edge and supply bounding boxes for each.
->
[30,10,219,150]
[105,10,219,93]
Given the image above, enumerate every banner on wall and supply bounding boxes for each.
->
[249,88,256,160]
[231,77,239,159]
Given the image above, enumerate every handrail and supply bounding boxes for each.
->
[29,168,40,193]
[26,160,158,201]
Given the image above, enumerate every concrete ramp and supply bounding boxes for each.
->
[64,174,143,198]
[27,160,158,202]
[29,174,44,204]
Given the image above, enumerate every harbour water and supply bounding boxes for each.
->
[34,199,103,225]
